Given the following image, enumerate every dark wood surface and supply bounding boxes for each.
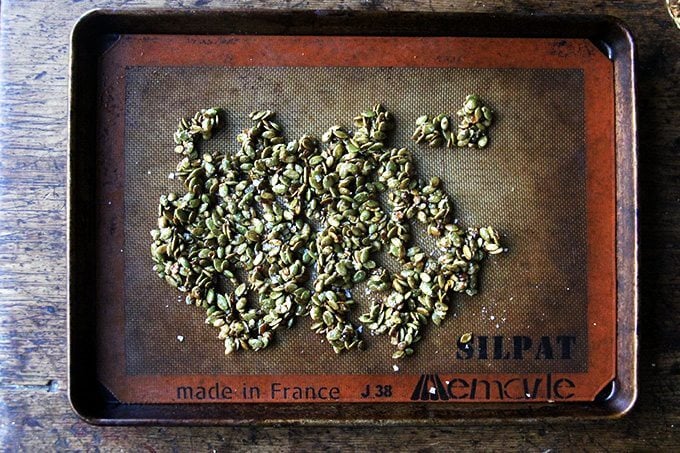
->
[0,0,677,450]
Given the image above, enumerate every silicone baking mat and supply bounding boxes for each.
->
[93,35,615,404]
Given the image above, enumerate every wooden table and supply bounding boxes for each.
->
[1,1,678,450]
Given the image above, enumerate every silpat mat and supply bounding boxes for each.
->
[94,35,615,404]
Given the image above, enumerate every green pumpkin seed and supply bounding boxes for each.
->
[152,104,505,360]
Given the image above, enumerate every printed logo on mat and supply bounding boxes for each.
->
[410,373,579,401]
[411,374,449,401]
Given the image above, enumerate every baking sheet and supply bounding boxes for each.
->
[68,10,637,423]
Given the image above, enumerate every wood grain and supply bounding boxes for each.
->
[1,0,679,450]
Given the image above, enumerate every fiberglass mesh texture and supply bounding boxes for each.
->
[123,66,587,375]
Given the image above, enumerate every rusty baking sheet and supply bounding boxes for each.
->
[68,10,637,424]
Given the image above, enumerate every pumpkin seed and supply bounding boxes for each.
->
[151,104,505,360]
[411,94,494,150]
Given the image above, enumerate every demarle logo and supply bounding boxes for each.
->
[411,374,449,401]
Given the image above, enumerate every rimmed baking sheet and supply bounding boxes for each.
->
[68,10,637,424]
